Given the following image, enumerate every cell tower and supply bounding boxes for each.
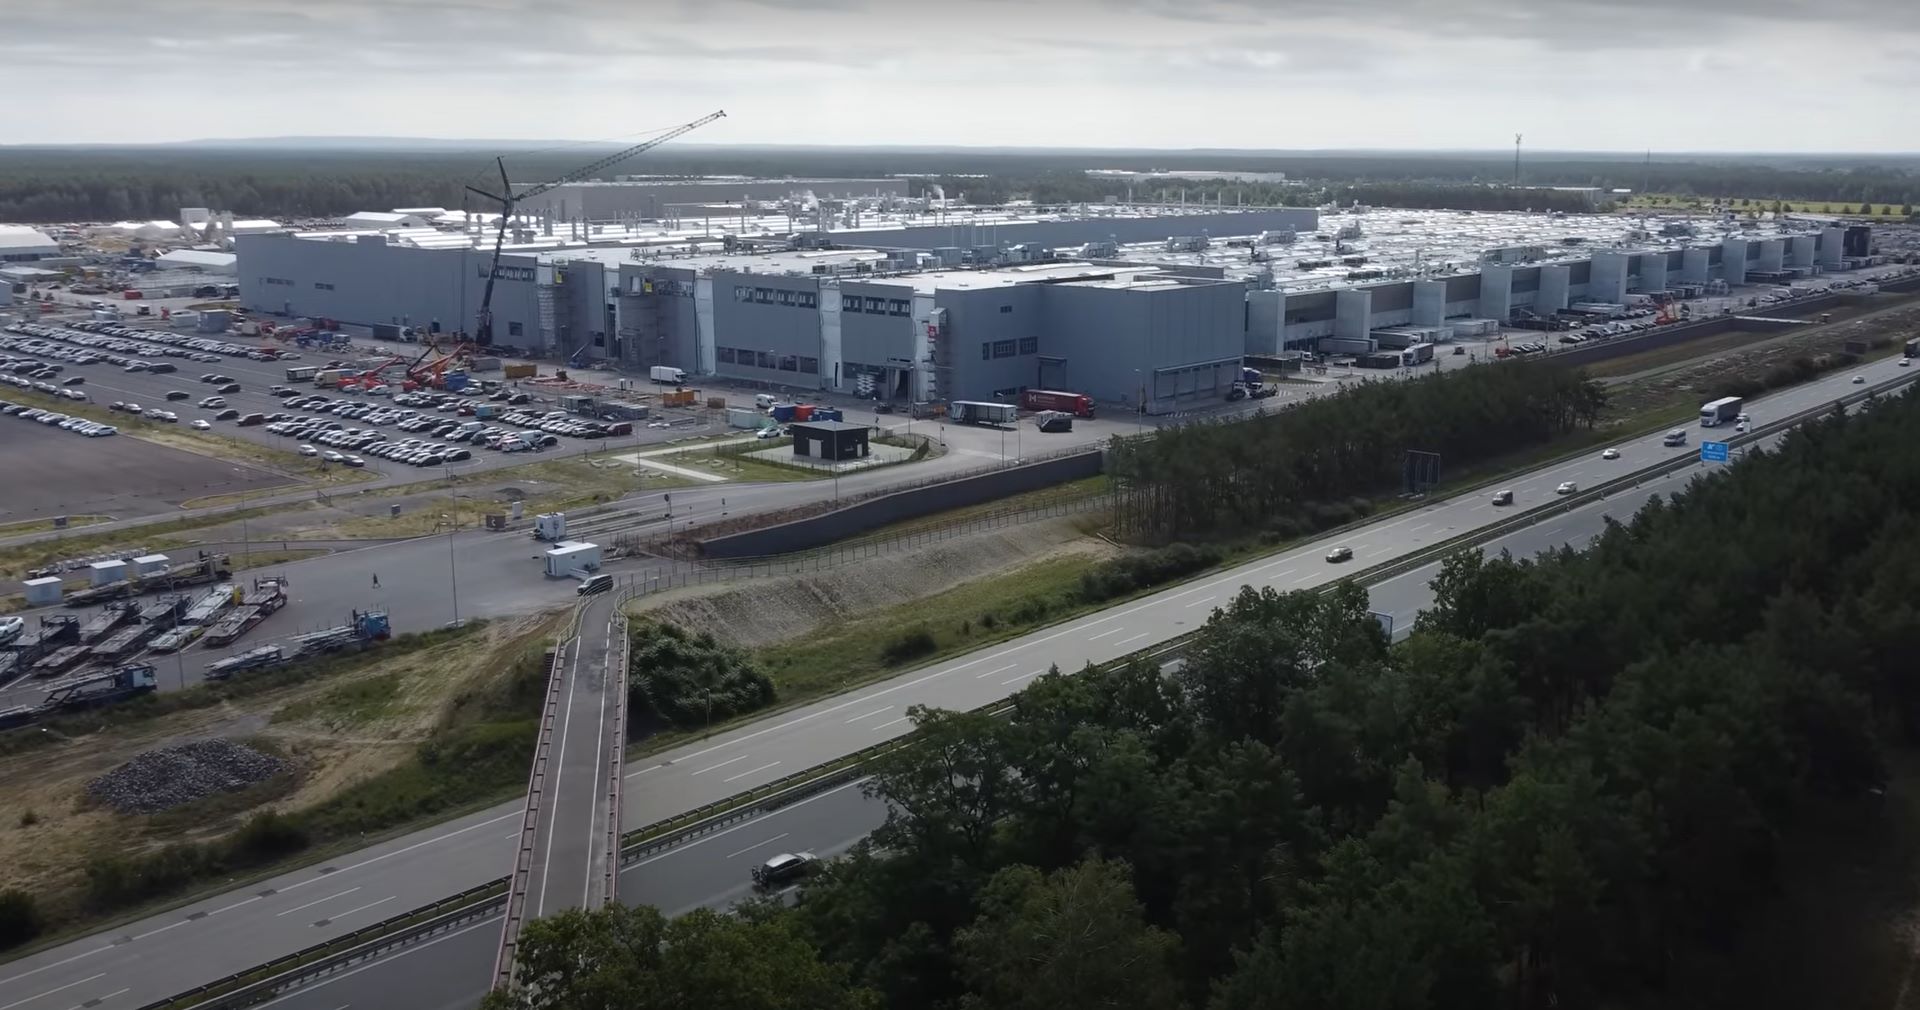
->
[1513,133,1522,185]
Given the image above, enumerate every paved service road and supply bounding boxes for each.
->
[3,360,1911,1010]
[261,778,887,1010]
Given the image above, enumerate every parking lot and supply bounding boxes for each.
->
[0,416,285,521]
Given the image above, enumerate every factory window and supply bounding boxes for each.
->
[754,288,773,304]
[887,299,910,316]
[999,305,1013,314]
[864,297,885,313]
[797,292,817,309]
[314,282,335,291]
[508,322,524,337]
[778,354,799,372]
[982,342,991,361]
[718,347,736,364]
[734,285,751,301]
[756,350,775,369]
[264,277,294,287]
[777,290,794,306]
[798,356,819,374]
[1018,336,1038,355]
[842,294,860,312]
[992,340,1017,359]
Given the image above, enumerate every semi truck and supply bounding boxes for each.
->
[0,664,160,731]
[284,365,318,382]
[205,645,287,681]
[949,400,1018,425]
[1019,389,1096,418]
[63,553,233,608]
[650,366,687,385]
[1905,336,1919,359]
[1700,396,1743,427]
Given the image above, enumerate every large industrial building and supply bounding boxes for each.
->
[233,190,1881,412]
[511,177,909,221]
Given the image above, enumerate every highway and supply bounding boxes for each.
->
[0,358,1910,1010]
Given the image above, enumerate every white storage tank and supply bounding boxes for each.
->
[88,559,128,587]
[544,541,602,578]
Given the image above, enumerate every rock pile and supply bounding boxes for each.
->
[87,740,289,815]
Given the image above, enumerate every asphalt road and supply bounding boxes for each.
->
[1,360,1911,1010]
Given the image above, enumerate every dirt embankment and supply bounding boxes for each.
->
[636,516,1119,650]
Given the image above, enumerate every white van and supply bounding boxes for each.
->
[1662,429,1687,447]
[755,393,777,411]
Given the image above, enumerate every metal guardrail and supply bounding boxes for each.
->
[602,593,635,907]
[134,368,1920,1010]
[489,642,568,992]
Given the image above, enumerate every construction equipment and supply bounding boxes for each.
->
[63,553,233,608]
[205,645,287,681]
[7,615,79,668]
[202,579,288,647]
[288,610,392,656]
[463,110,725,347]
[79,602,138,644]
[42,664,158,712]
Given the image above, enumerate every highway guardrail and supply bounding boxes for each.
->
[490,642,568,991]
[133,369,1918,1010]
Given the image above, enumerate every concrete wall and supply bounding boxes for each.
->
[1821,227,1845,268]
[698,450,1105,558]
[1756,237,1785,273]
[1681,247,1712,285]
[1589,251,1630,302]
[836,208,1320,253]
[1637,250,1668,292]
[1789,235,1817,268]
[615,264,700,371]
[940,284,1046,401]
[1535,264,1570,313]
[237,233,546,349]
[1336,288,1372,338]
[1722,238,1749,285]
[1245,288,1285,355]
[1478,264,1514,320]
[709,271,827,388]
[1411,280,1446,326]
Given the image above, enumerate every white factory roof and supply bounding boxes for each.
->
[229,219,283,234]
[156,249,237,269]
[343,211,417,226]
[0,225,59,250]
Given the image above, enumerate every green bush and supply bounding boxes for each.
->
[85,843,222,910]
[228,811,310,864]
[0,889,41,949]
[629,623,776,727]
[879,626,938,665]
[1078,543,1224,603]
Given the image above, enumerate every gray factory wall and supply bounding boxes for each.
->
[836,279,919,369]
[836,208,1320,252]
[941,285,1046,400]
[1133,282,1244,405]
[236,234,544,348]
[616,265,701,370]
[555,259,609,360]
[709,272,827,387]
[698,450,1105,558]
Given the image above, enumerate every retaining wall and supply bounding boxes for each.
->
[698,451,1105,558]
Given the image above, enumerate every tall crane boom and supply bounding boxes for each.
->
[464,109,726,348]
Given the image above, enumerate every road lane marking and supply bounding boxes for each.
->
[1086,628,1123,640]
[585,631,613,910]
[1113,632,1150,647]
[974,664,1016,680]
[251,919,502,1008]
[1290,573,1317,584]
[130,919,189,940]
[873,716,911,731]
[1410,523,1430,533]
[55,988,129,1010]
[1001,669,1046,685]
[0,948,113,988]
[536,640,585,919]
[844,706,893,723]
[273,809,522,892]
[724,833,790,860]
[0,973,106,1010]
[322,895,396,925]
[1183,596,1217,609]
[723,761,781,783]
[691,755,750,775]
[1541,526,1566,540]
[276,887,360,917]
[1265,568,1296,581]
[630,779,871,870]
[209,895,262,916]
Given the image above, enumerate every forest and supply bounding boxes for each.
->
[483,385,1920,1009]
[0,144,1915,222]
[1107,360,1610,543]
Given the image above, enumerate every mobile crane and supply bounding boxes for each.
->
[463,110,725,348]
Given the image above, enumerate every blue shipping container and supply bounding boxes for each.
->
[770,403,797,422]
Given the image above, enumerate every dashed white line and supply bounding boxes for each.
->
[844,706,893,724]
[325,895,397,924]
[0,973,106,1010]
[276,887,360,917]
[873,715,911,731]
[1113,632,1150,647]
[724,832,790,860]
[1001,668,1046,685]
[55,988,129,1010]
[723,760,781,784]
[1086,627,1123,640]
[691,754,750,775]
[1265,568,1296,581]
[1183,595,1217,609]
[0,946,112,989]
[974,663,1016,680]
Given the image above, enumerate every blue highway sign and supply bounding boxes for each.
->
[1701,440,1730,463]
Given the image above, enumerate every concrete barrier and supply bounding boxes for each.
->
[698,451,1105,559]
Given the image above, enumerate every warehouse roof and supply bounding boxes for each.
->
[156,249,237,269]
[0,225,58,249]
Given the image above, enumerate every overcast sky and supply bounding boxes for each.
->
[5,0,1917,151]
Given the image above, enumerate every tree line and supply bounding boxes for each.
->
[1,145,1913,222]
[1107,360,1609,542]
[486,384,1919,1010]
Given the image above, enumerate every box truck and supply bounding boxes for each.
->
[950,400,1018,425]
[1019,389,1095,418]
[650,366,687,384]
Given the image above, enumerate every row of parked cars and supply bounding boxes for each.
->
[14,320,264,368]
[0,400,118,437]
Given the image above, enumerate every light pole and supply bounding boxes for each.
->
[1132,369,1145,437]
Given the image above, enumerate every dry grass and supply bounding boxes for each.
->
[0,516,110,537]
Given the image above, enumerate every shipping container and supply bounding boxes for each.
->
[770,403,797,423]
[503,363,537,380]
[726,406,763,429]
[1019,389,1096,417]
[793,404,816,422]
[950,400,1018,425]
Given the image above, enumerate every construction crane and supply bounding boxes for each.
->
[463,110,727,348]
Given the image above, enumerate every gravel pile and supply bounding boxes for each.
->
[87,740,289,815]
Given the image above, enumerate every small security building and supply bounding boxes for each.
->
[789,420,869,462]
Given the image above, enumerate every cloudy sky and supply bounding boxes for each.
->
[5,0,1917,151]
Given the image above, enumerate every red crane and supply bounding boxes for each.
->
[462,110,726,348]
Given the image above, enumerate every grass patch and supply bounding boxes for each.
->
[0,505,282,581]
[0,516,110,537]
[272,677,401,727]
[1583,328,1784,380]
[658,445,824,484]
[315,454,697,538]
[842,474,1109,547]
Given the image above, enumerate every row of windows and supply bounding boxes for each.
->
[717,347,819,374]
[841,295,912,317]
[734,286,819,309]
[633,277,692,297]
[980,337,1040,360]
[478,264,536,283]
[315,282,335,291]
[263,277,295,287]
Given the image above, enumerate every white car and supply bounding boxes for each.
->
[0,616,23,646]
[1901,358,1911,368]
[1853,375,1866,384]
[190,419,211,430]
[1601,448,1619,460]
[321,450,345,463]
[1556,481,1578,495]
[298,444,318,456]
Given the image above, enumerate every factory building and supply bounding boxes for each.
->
[512,177,909,221]
[0,225,59,263]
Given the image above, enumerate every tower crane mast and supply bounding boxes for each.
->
[464,110,726,348]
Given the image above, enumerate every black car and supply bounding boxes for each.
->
[61,376,85,386]
[214,408,242,421]
[218,382,242,394]
[752,852,818,889]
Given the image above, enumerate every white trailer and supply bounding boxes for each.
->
[544,541,602,578]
